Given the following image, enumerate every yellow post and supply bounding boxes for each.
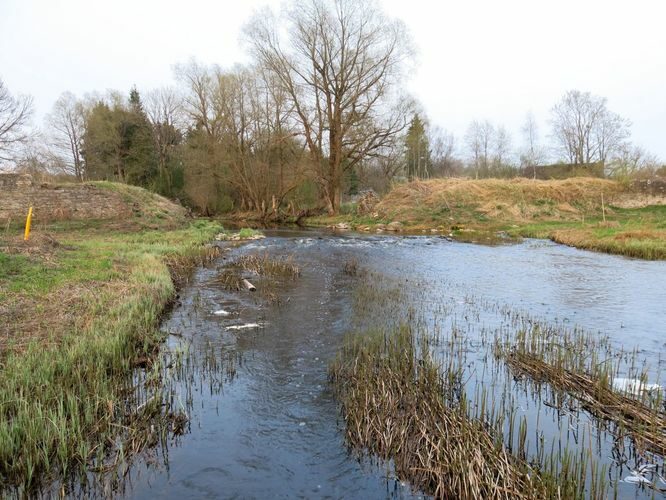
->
[24,206,33,241]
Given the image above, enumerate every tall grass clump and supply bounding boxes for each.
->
[0,221,220,494]
[231,252,300,279]
[330,325,551,499]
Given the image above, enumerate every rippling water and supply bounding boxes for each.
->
[126,230,666,499]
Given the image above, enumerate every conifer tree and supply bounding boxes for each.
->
[404,114,431,181]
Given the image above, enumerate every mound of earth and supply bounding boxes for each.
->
[376,178,624,224]
[0,176,189,230]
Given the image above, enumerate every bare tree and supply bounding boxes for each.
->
[0,78,33,163]
[175,61,309,216]
[46,92,86,180]
[520,112,546,178]
[465,121,482,179]
[375,144,404,185]
[175,60,228,212]
[174,60,220,139]
[145,87,184,193]
[492,125,513,170]
[245,0,413,213]
[594,109,631,164]
[551,90,630,166]
[145,87,183,135]
[213,65,307,215]
[607,144,661,178]
[465,120,494,178]
[429,126,458,177]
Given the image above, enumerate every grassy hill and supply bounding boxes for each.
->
[376,178,621,225]
[308,178,666,259]
[91,181,190,229]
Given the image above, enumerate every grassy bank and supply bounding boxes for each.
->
[0,192,220,492]
[306,178,666,259]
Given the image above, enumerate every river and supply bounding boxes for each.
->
[124,230,666,499]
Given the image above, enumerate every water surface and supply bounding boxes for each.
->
[127,230,666,498]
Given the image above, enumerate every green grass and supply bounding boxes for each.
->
[305,213,392,228]
[0,246,116,299]
[506,205,666,259]
[0,219,221,493]
[215,227,265,240]
[0,253,34,282]
[237,227,263,239]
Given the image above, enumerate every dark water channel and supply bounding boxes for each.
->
[126,230,666,499]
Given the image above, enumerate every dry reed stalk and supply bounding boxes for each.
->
[165,245,221,288]
[506,352,666,455]
[330,328,549,499]
[232,253,300,279]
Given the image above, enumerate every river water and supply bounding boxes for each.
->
[125,230,666,499]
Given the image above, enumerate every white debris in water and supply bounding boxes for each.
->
[299,422,306,427]
[623,471,653,485]
[612,377,662,395]
[226,323,261,331]
[213,309,230,316]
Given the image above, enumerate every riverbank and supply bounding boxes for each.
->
[0,186,220,493]
[304,178,666,260]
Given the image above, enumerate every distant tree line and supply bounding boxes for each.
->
[0,0,664,215]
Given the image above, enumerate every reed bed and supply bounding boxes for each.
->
[503,351,666,456]
[214,252,300,306]
[495,325,665,457]
[231,252,300,279]
[215,269,246,291]
[336,270,636,498]
[330,325,550,499]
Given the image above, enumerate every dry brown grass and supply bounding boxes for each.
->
[164,245,221,289]
[232,253,300,279]
[215,253,300,301]
[0,233,64,262]
[377,178,624,223]
[611,230,666,241]
[0,282,114,353]
[551,228,666,259]
[613,193,666,209]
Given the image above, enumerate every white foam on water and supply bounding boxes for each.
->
[612,377,662,395]
[226,323,262,331]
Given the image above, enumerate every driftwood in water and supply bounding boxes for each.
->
[242,278,256,291]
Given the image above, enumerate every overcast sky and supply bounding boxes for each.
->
[1,0,664,159]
